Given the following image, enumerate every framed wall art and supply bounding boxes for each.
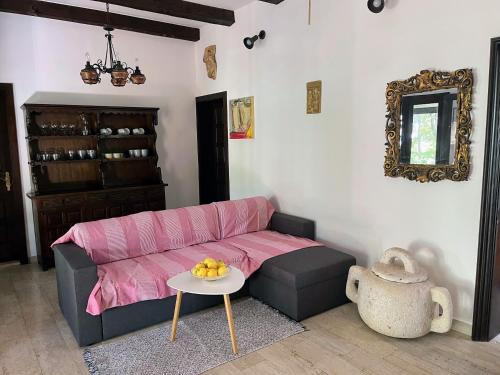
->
[307,80,322,114]
[229,96,255,139]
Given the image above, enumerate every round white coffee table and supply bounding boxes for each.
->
[167,266,245,354]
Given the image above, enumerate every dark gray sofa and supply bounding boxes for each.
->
[53,212,355,346]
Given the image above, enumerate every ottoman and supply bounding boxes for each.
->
[248,246,356,321]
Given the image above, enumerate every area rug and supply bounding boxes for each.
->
[83,298,304,375]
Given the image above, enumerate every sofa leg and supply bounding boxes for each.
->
[170,291,183,341]
[223,294,238,354]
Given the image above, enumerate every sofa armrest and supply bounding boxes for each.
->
[53,243,102,346]
[270,212,316,240]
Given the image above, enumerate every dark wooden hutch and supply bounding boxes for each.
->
[24,104,167,270]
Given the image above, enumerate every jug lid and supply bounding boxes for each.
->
[371,247,428,284]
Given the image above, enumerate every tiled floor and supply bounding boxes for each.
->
[1,261,500,375]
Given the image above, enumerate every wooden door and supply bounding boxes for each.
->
[0,84,27,263]
[196,92,230,204]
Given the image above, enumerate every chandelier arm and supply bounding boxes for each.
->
[104,37,110,71]
[109,34,118,66]
[93,59,102,74]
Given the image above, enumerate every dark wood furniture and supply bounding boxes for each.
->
[24,104,166,270]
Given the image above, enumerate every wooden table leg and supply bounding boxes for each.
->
[170,290,183,341]
[223,294,238,354]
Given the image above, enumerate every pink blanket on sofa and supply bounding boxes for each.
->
[52,205,221,265]
[86,231,321,315]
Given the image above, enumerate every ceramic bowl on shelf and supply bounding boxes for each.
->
[100,128,112,136]
[104,153,113,159]
[117,128,130,135]
[141,149,149,157]
[112,153,124,159]
[132,128,145,135]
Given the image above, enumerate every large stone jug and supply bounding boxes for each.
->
[346,247,453,338]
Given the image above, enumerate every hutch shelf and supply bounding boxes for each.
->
[24,103,167,270]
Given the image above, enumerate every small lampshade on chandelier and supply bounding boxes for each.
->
[80,3,146,87]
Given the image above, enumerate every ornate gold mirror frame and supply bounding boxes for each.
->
[384,69,473,182]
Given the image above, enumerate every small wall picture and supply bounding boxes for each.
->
[229,96,255,139]
[307,80,322,114]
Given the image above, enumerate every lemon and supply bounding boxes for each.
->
[195,262,206,269]
[191,268,198,276]
[207,269,218,278]
[205,259,218,269]
[217,260,226,267]
[203,257,216,265]
[197,268,208,277]
[218,266,229,276]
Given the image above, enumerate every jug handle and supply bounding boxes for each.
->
[380,247,418,274]
[430,287,453,333]
[346,266,364,304]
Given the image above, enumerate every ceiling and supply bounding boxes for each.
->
[0,0,281,42]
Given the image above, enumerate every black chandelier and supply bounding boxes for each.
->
[80,3,145,87]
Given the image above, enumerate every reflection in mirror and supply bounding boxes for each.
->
[399,89,458,165]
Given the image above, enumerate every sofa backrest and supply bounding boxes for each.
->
[154,204,220,250]
[214,196,275,239]
[52,196,274,264]
[52,204,220,265]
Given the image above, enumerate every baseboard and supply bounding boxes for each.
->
[452,319,472,337]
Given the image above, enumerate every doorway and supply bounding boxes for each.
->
[0,83,28,264]
[473,37,500,341]
[195,92,230,204]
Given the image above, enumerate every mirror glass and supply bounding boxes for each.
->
[399,88,458,165]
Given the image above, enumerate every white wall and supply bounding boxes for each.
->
[0,13,199,257]
[194,0,500,324]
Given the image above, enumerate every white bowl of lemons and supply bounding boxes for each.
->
[191,258,230,281]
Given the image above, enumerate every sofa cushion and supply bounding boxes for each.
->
[85,230,323,315]
[214,196,275,239]
[256,246,356,290]
[220,230,322,270]
[86,241,249,315]
[154,204,221,250]
[53,211,160,265]
[52,204,220,265]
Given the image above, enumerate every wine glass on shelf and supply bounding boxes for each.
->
[50,122,59,136]
[60,123,68,136]
[80,114,90,135]
[39,123,49,136]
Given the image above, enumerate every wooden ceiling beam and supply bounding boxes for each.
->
[259,0,285,4]
[0,0,200,41]
[91,0,235,26]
